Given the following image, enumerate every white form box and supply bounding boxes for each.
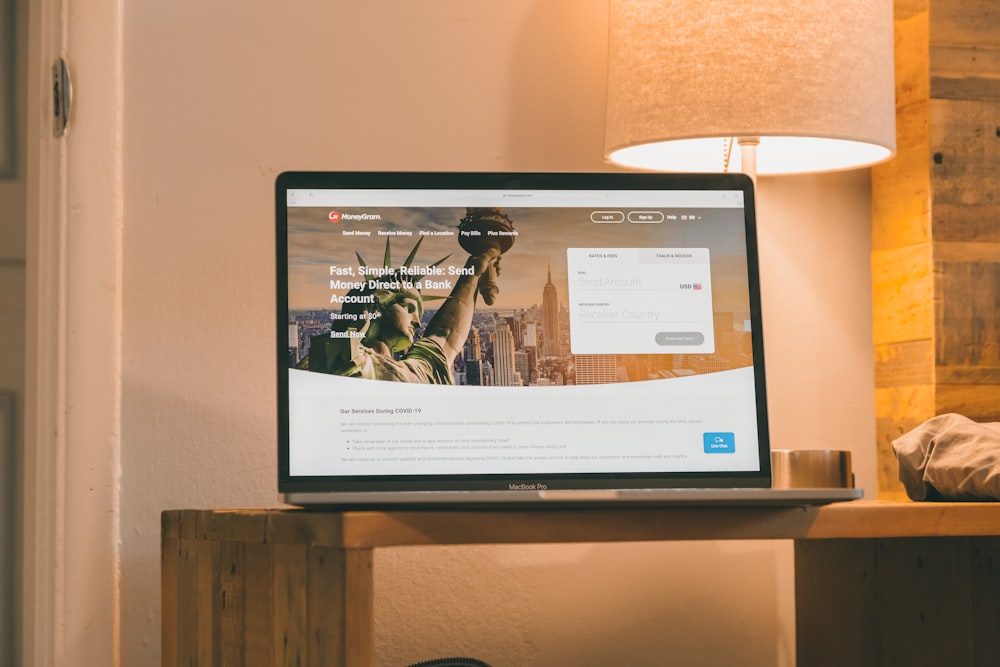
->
[566,248,715,354]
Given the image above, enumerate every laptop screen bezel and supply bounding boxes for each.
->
[276,171,771,498]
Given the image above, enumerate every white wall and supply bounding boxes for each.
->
[118,1,875,665]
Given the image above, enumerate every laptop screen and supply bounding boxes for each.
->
[277,172,771,501]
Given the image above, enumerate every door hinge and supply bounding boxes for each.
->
[52,57,72,137]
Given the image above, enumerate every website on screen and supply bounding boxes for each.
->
[284,188,761,477]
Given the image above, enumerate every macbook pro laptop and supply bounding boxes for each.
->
[276,171,862,506]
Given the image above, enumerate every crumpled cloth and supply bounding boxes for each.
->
[892,413,1000,501]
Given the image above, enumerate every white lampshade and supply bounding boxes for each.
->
[604,0,897,174]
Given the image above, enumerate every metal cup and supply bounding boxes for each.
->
[771,449,854,489]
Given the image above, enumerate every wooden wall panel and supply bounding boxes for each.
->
[936,262,1000,367]
[872,2,934,498]
[875,386,934,499]
[872,0,1000,496]
[161,514,180,667]
[343,550,376,666]
[176,538,199,666]
[928,9,1000,420]
[195,537,221,666]
[930,100,1000,223]
[307,548,346,667]
[937,384,1000,421]
[875,339,934,387]
[930,0,1000,46]
[795,535,1000,664]
[929,0,1000,101]
[930,49,1000,102]
[871,245,935,346]
[875,538,974,665]
[218,542,246,667]
[870,100,931,252]
[243,544,275,667]
[972,537,1000,666]
[272,544,308,667]
[161,509,376,667]
[795,539,877,665]
[872,8,931,253]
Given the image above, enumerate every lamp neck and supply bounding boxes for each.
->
[738,137,759,188]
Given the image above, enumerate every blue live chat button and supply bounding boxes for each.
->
[703,432,735,453]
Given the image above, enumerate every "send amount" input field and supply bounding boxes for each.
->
[566,248,715,355]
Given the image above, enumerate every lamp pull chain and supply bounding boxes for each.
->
[722,137,735,173]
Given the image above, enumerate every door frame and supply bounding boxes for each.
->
[21,0,123,664]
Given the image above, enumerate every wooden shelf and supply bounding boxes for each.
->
[162,501,1000,666]
[164,500,1000,548]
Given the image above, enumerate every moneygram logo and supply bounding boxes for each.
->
[328,210,382,223]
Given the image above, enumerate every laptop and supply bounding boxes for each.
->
[276,171,862,507]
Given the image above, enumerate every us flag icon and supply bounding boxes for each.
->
[693,283,702,290]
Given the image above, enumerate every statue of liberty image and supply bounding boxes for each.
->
[304,208,516,383]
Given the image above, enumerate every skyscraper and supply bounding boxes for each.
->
[465,359,484,386]
[505,315,525,349]
[542,260,560,358]
[525,321,538,349]
[465,326,483,360]
[514,350,530,386]
[460,322,484,385]
[493,319,519,386]
[288,322,300,365]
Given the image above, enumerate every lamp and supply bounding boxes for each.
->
[604,0,896,181]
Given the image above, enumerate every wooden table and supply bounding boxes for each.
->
[161,501,1000,666]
